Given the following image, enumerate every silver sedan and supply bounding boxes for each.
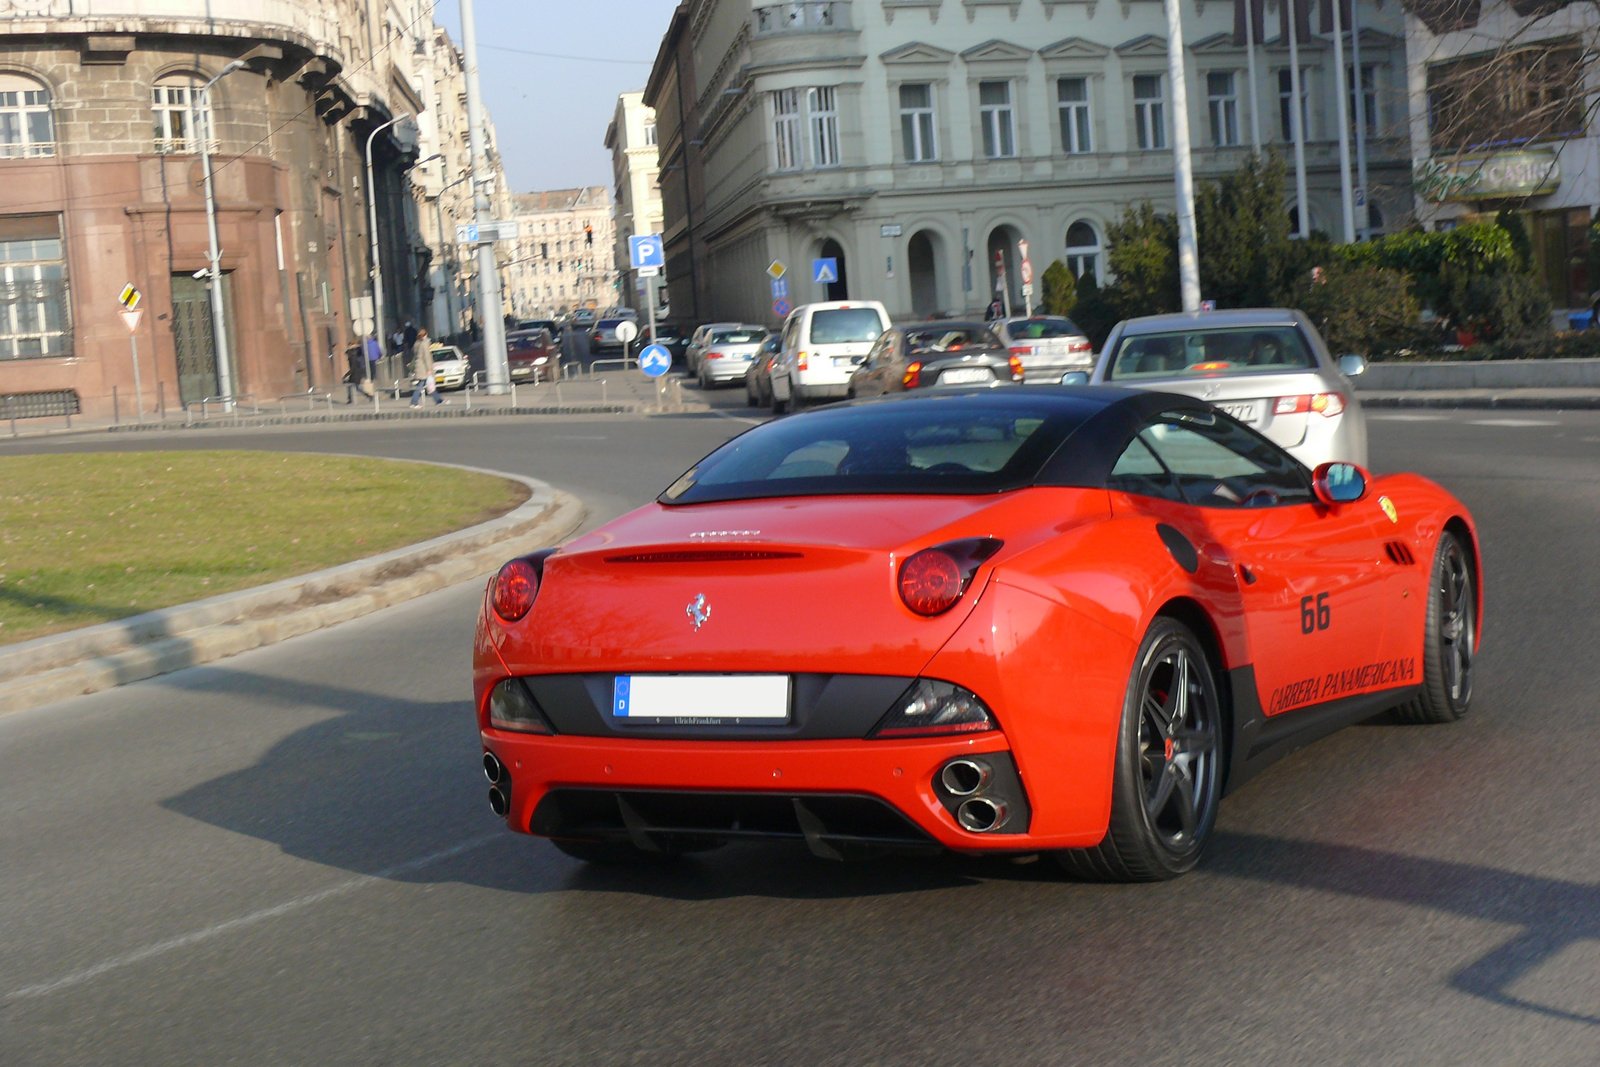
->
[1080,308,1368,468]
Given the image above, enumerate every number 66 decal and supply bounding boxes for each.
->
[1300,592,1331,634]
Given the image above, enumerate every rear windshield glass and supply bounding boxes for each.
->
[1107,325,1316,380]
[905,326,1002,354]
[809,308,884,344]
[660,396,1095,504]
[1006,317,1084,339]
[597,319,624,330]
[430,347,459,358]
[712,328,767,345]
[507,333,545,350]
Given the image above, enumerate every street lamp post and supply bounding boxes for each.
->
[198,59,247,411]
[460,0,509,393]
[434,172,472,338]
[1163,0,1201,311]
[365,112,411,407]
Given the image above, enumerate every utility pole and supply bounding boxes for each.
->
[1332,0,1356,243]
[365,113,409,411]
[460,0,509,393]
[1165,0,1201,311]
[199,59,246,410]
[1287,0,1311,238]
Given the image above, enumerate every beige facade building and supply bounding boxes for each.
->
[0,0,497,420]
[646,0,1410,327]
[604,91,665,314]
[505,186,617,317]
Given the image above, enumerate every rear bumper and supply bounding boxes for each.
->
[703,359,753,381]
[479,729,1093,852]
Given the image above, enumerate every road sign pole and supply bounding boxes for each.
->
[129,333,144,422]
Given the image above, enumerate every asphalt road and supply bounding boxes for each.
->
[3,407,1599,1065]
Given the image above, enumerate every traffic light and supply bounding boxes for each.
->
[584,224,593,246]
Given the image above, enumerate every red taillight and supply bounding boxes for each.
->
[1008,346,1032,357]
[1068,341,1091,353]
[902,361,923,389]
[898,549,964,616]
[1008,355,1024,381]
[705,351,723,360]
[1275,393,1346,417]
[798,351,809,371]
[492,559,539,622]
[1193,361,1229,371]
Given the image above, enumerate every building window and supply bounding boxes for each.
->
[1064,220,1100,285]
[1278,69,1310,142]
[1348,65,1379,133]
[0,214,71,359]
[152,74,215,154]
[772,88,803,170]
[899,83,937,162]
[1133,74,1166,150]
[1057,77,1092,154]
[1428,42,1584,153]
[0,75,55,158]
[978,80,1015,158]
[1207,72,1239,147]
[808,86,840,167]
[643,121,657,146]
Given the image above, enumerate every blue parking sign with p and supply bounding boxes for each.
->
[629,234,665,270]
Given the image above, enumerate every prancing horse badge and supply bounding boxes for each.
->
[686,593,711,631]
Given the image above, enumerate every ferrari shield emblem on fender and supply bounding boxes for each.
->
[686,593,711,631]
[1378,496,1399,524]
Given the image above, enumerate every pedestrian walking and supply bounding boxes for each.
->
[343,339,365,403]
[403,321,418,352]
[410,328,444,406]
[363,333,382,395]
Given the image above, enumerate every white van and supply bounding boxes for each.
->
[769,300,891,413]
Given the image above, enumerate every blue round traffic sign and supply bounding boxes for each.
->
[639,343,672,378]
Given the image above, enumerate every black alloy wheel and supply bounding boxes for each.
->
[1057,616,1223,881]
[1395,531,1476,724]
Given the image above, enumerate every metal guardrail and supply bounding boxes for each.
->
[188,394,260,420]
[589,357,638,373]
[279,389,335,412]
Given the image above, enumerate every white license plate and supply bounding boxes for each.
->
[941,367,994,384]
[1217,401,1258,423]
[612,674,790,724]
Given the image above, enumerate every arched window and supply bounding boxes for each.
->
[152,74,215,155]
[1366,203,1385,234]
[1065,221,1101,285]
[0,74,56,158]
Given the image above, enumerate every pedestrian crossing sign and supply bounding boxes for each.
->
[812,258,838,284]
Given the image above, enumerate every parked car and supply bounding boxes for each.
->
[994,315,1094,380]
[769,300,891,414]
[507,328,559,383]
[697,325,769,388]
[519,318,562,342]
[848,323,1022,398]
[744,336,782,407]
[652,323,691,366]
[430,344,471,390]
[571,308,597,328]
[588,317,636,357]
[1082,308,1368,468]
[685,321,740,376]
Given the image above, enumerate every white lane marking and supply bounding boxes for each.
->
[1366,413,1447,421]
[710,410,766,426]
[1467,418,1559,427]
[4,832,502,1002]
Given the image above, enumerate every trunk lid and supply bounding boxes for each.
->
[1120,370,1331,450]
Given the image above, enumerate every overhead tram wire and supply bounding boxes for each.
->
[477,45,652,65]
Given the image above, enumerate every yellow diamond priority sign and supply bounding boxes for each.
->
[766,260,786,281]
[118,283,141,311]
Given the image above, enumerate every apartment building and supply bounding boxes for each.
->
[0,0,481,419]
[1404,0,1596,309]
[605,91,665,315]
[504,186,617,317]
[645,0,1410,325]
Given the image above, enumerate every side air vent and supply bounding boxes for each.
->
[1384,541,1416,565]
[604,549,803,564]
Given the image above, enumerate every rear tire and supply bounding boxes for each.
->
[1055,616,1224,882]
[771,384,788,416]
[1393,530,1475,724]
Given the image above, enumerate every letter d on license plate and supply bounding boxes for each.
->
[613,674,790,724]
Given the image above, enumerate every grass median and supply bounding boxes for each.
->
[0,451,530,646]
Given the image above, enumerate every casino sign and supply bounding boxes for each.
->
[1415,150,1561,203]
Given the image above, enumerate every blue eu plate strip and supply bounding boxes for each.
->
[613,676,632,717]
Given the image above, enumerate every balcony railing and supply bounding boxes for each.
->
[753,1,851,35]
[154,136,220,155]
[0,141,54,158]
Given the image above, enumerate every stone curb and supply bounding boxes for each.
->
[0,461,587,717]
[1361,393,1600,410]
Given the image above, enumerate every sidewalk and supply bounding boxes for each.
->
[1358,388,1600,409]
[3,372,705,440]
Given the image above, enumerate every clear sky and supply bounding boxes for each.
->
[433,0,672,195]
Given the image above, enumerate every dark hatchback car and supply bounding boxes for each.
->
[743,335,783,407]
[519,318,562,342]
[588,318,634,356]
[652,323,690,366]
[507,328,559,382]
[848,322,1023,398]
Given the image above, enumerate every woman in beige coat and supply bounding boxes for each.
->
[409,328,443,406]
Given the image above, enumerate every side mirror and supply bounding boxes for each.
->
[1059,370,1090,385]
[1312,461,1370,505]
[1338,354,1367,377]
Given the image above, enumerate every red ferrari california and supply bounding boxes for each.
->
[473,388,1481,880]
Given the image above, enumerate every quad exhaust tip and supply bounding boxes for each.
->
[488,786,509,817]
[957,797,1007,833]
[483,752,504,784]
[940,758,990,797]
